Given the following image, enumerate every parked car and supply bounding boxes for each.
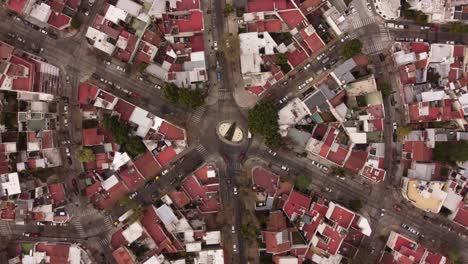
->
[280,165,289,171]
[233,187,238,195]
[161,169,169,176]
[155,84,161,89]
[231,226,235,233]
[213,41,218,50]
[267,149,277,156]
[380,209,386,217]
[238,151,246,162]
[129,191,138,199]
[420,26,430,30]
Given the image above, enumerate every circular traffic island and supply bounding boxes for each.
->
[217,121,244,145]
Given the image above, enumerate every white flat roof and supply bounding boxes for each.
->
[204,231,221,245]
[122,222,144,244]
[116,0,142,17]
[102,175,119,191]
[30,3,52,23]
[85,27,116,55]
[104,5,128,24]
[0,172,21,197]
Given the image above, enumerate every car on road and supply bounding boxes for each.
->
[316,53,326,61]
[104,60,111,65]
[231,226,235,233]
[367,2,372,10]
[420,26,430,30]
[155,84,161,89]
[238,151,246,162]
[213,41,218,50]
[441,27,449,32]
[279,95,289,104]
[233,187,238,195]
[131,92,141,99]
[394,205,401,212]
[116,66,126,72]
[303,63,311,70]
[233,244,237,252]
[129,191,139,199]
[154,175,160,181]
[23,232,40,237]
[222,153,230,164]
[324,187,332,192]
[446,40,455,45]
[216,71,222,81]
[144,181,153,188]
[380,209,386,217]
[161,169,169,176]
[298,83,306,90]
[267,149,277,156]
[280,165,289,171]
[281,81,288,86]
[71,179,79,195]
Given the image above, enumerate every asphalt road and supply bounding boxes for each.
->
[1,1,468,263]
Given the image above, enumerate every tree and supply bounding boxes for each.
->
[76,148,95,163]
[349,199,363,212]
[434,141,468,163]
[447,246,460,263]
[451,23,468,34]
[248,102,282,149]
[295,175,311,190]
[70,17,81,29]
[178,88,204,109]
[219,33,240,63]
[161,83,179,104]
[378,83,392,98]
[125,136,146,157]
[331,166,346,177]
[137,63,148,72]
[396,126,412,141]
[276,54,291,73]
[224,3,234,14]
[341,39,362,59]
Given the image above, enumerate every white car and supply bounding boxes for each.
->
[129,192,138,199]
[116,66,126,72]
[311,160,318,166]
[303,63,311,70]
[104,60,111,65]
[446,41,455,45]
[233,187,238,195]
[161,169,169,175]
[307,77,314,82]
[281,165,289,171]
[298,83,306,90]
[420,26,430,30]
[268,149,277,156]
[233,244,237,252]
[324,187,332,192]
[155,84,161,89]
[380,209,386,217]
[316,53,326,60]
[213,41,218,51]
[231,226,235,233]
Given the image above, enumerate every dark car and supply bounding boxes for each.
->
[441,27,449,32]
[378,53,385,62]
[222,153,230,164]
[144,180,153,188]
[71,179,79,195]
[238,151,246,162]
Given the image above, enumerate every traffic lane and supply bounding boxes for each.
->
[390,28,467,44]
[251,148,468,245]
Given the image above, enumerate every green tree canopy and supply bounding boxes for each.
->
[219,33,240,63]
[178,88,204,109]
[331,166,346,177]
[71,17,81,29]
[341,39,362,59]
[224,3,234,14]
[248,102,282,149]
[349,199,363,212]
[396,126,412,141]
[295,175,311,190]
[161,83,180,104]
[434,141,468,163]
[378,83,392,98]
[126,136,146,157]
[75,148,95,163]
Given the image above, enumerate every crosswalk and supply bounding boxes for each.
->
[97,237,111,249]
[352,16,376,29]
[191,106,206,124]
[103,215,114,232]
[0,221,11,235]
[363,41,388,54]
[78,206,99,218]
[230,162,243,171]
[72,221,86,237]
[378,24,391,42]
[194,144,209,158]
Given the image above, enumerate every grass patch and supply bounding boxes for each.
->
[22,243,34,254]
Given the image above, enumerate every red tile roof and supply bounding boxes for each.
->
[300,31,325,54]
[453,203,468,228]
[172,0,200,11]
[247,86,265,95]
[119,165,145,191]
[111,229,126,249]
[300,0,323,9]
[1,202,16,220]
[326,147,349,166]
[328,203,355,229]
[86,182,102,197]
[263,230,292,254]
[188,34,205,52]
[7,0,28,13]
[453,45,465,57]
[47,12,71,29]
[141,205,178,254]
[316,225,344,255]
[266,211,287,231]
[82,128,104,146]
[182,175,219,213]
[9,55,33,91]
[78,83,99,105]
[134,151,161,179]
[169,191,191,208]
[158,121,185,140]
[193,164,218,184]
[114,99,136,122]
[0,41,14,60]
[361,165,386,182]
[35,243,70,264]
[410,42,429,54]
[252,166,279,194]
[286,47,308,68]
[344,150,368,173]
[283,191,311,220]
[112,247,135,264]
[247,0,293,12]
[155,147,177,166]
[49,183,65,204]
